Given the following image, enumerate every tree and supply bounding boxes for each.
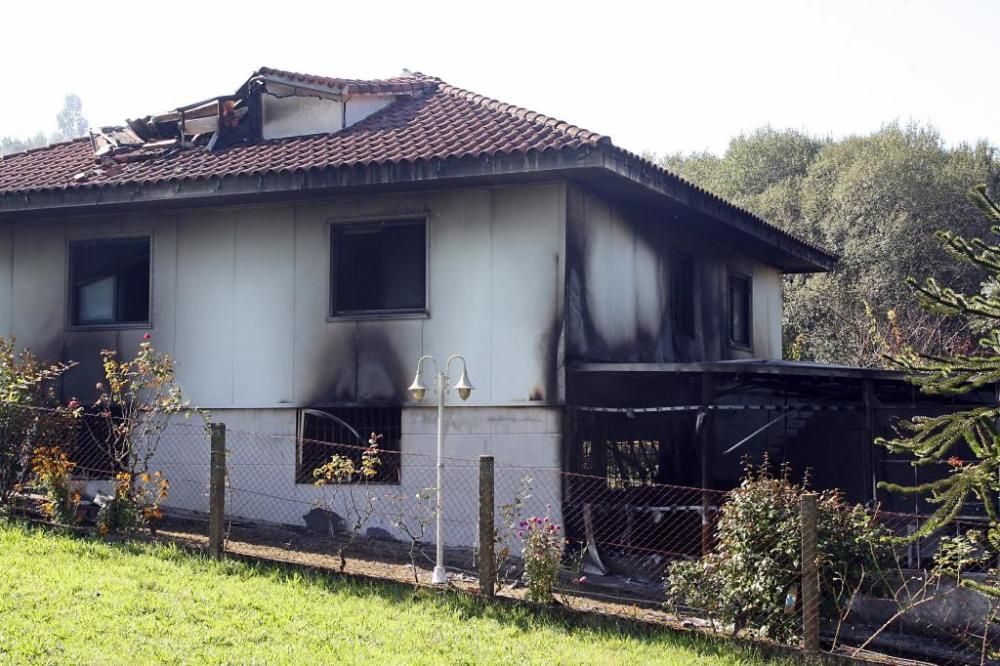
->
[877,185,1000,600]
[0,132,46,155]
[53,93,88,141]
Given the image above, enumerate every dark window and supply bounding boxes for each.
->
[728,273,752,348]
[331,220,426,314]
[69,238,150,326]
[68,410,120,480]
[297,407,402,484]
[671,251,695,337]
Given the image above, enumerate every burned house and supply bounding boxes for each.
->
[0,67,979,547]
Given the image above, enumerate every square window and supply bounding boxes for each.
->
[331,220,426,315]
[69,237,151,326]
[728,273,752,348]
[297,407,402,484]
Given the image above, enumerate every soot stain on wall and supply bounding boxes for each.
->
[565,186,740,366]
[304,324,408,406]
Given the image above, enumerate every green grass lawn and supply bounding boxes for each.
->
[0,521,792,665]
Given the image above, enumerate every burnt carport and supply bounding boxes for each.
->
[561,360,995,561]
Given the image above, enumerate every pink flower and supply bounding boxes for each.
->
[143,332,152,341]
[67,399,80,410]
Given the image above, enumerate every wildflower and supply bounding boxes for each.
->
[143,333,152,340]
[947,456,963,467]
[68,398,80,410]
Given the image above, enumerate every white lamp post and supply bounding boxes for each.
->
[408,353,474,585]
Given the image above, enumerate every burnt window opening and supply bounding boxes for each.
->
[69,237,151,326]
[68,410,120,480]
[331,220,426,315]
[297,407,402,484]
[671,251,695,337]
[728,273,752,349]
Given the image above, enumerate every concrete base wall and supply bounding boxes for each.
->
[124,405,562,548]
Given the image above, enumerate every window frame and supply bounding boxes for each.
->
[66,235,153,331]
[727,271,753,351]
[328,216,429,320]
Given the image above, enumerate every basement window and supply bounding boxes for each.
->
[671,251,695,337]
[728,273,752,349]
[330,219,426,315]
[69,237,151,326]
[296,407,402,484]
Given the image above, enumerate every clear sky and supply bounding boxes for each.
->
[1,0,997,156]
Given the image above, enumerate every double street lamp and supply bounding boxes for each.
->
[408,354,474,584]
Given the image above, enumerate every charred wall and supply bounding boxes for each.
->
[564,185,783,365]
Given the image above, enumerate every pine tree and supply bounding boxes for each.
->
[877,185,1000,599]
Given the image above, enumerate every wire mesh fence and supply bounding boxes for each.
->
[2,404,997,665]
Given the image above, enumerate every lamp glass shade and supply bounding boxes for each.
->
[408,373,427,401]
[454,367,474,401]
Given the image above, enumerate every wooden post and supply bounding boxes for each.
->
[800,493,820,654]
[209,423,226,559]
[478,455,495,597]
[698,373,714,555]
[862,378,876,503]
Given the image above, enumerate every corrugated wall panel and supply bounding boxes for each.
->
[174,211,236,406]
[420,189,493,404]
[233,207,295,405]
[490,186,564,403]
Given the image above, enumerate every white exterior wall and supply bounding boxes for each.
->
[344,95,394,126]
[0,183,566,408]
[262,93,343,140]
[261,90,397,140]
[137,406,561,548]
[2,184,567,545]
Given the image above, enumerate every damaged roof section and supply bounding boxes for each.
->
[79,68,437,183]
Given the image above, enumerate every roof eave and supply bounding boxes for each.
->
[0,147,606,220]
[594,144,837,273]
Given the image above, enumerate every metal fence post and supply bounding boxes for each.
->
[800,492,820,654]
[479,455,495,597]
[209,423,226,559]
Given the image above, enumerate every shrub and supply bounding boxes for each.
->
[89,337,203,534]
[313,433,382,571]
[666,459,890,643]
[519,507,566,604]
[30,446,80,524]
[96,471,169,535]
[0,338,76,512]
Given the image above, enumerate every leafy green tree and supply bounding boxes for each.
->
[877,185,1000,600]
